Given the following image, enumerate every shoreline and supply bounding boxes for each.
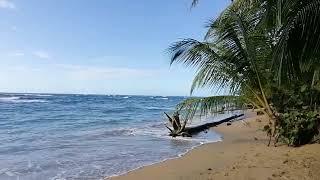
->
[105,114,249,180]
[105,112,245,179]
[108,114,320,180]
[106,133,223,179]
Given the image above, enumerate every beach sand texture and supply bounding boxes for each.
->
[109,115,320,180]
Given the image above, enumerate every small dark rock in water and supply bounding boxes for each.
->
[283,159,289,164]
[254,137,258,140]
[227,122,232,126]
[208,168,212,171]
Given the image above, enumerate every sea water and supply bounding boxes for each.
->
[0,93,241,180]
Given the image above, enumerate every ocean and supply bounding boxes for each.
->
[0,93,241,180]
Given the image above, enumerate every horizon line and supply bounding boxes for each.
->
[0,91,196,97]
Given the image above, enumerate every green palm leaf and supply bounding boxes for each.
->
[169,2,273,117]
[272,0,320,85]
[176,95,244,120]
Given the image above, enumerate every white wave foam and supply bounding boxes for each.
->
[157,97,168,100]
[123,96,129,99]
[98,123,167,138]
[20,100,48,103]
[5,171,15,176]
[102,128,136,136]
[0,97,48,103]
[0,168,9,174]
[35,94,52,97]
[129,127,167,137]
[19,93,52,97]
[21,94,34,96]
[125,124,219,144]
[0,97,20,101]
[145,106,173,110]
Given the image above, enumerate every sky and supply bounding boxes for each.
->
[0,0,229,96]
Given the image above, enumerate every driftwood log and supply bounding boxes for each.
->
[165,112,244,137]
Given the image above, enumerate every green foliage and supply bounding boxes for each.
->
[169,0,320,146]
[276,111,320,146]
[169,0,274,119]
[270,82,320,113]
[272,0,320,84]
[270,81,320,146]
[176,95,244,120]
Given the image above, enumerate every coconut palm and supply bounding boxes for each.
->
[272,0,320,88]
[191,0,320,87]
[169,0,274,120]
[257,0,320,111]
[170,0,320,146]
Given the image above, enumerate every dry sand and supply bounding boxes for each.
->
[108,114,320,180]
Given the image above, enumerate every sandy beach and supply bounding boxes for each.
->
[109,114,320,180]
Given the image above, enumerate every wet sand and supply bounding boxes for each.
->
[109,114,320,180]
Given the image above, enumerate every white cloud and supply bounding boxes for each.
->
[8,51,25,57]
[0,0,15,9]
[33,51,50,59]
[0,63,165,94]
[57,64,156,80]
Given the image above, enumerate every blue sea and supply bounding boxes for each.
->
[0,93,240,180]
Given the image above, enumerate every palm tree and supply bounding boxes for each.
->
[256,0,320,111]
[169,0,273,120]
[272,0,320,88]
[192,0,320,91]
[169,0,320,145]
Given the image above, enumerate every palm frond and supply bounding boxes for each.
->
[176,95,245,120]
[168,38,219,69]
[191,0,199,8]
[273,0,320,85]
[169,2,274,119]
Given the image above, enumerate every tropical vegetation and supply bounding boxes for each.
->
[168,0,320,146]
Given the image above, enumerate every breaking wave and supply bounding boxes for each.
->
[0,96,48,103]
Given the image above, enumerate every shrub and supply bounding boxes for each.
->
[276,111,320,146]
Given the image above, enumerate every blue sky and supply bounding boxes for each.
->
[0,0,229,96]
